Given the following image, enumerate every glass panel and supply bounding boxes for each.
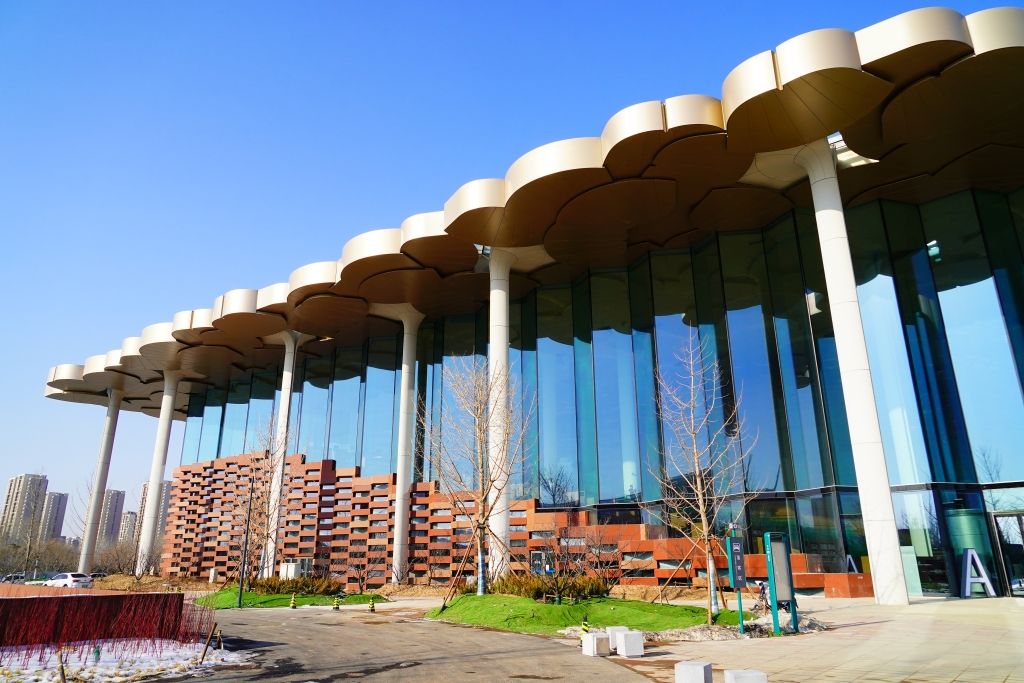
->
[838,491,867,572]
[882,200,975,483]
[244,368,277,453]
[629,259,662,501]
[296,355,331,461]
[651,251,701,472]
[536,287,579,506]
[219,374,251,457]
[719,232,788,492]
[922,192,1024,484]
[197,388,225,462]
[328,347,363,469]
[180,391,205,465]
[508,300,527,501]
[573,278,598,507]
[747,498,800,554]
[361,337,399,475]
[847,202,931,485]
[892,490,948,594]
[795,492,844,572]
[975,191,1024,388]
[591,270,642,503]
[796,211,856,486]
[939,486,999,596]
[440,315,477,486]
[994,514,1024,597]
[286,358,303,455]
[764,215,833,489]
[413,325,435,481]
[520,292,540,501]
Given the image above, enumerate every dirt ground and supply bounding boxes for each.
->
[93,574,217,592]
[608,584,707,602]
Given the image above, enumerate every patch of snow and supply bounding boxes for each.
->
[0,639,249,682]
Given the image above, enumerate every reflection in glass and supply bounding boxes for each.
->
[719,232,786,492]
[296,356,332,461]
[764,216,832,489]
[520,294,540,501]
[939,487,999,596]
[180,391,205,465]
[847,203,931,485]
[629,260,662,501]
[361,337,398,475]
[329,347,363,468]
[922,193,1024,483]
[591,271,642,503]
[244,369,277,454]
[573,279,598,507]
[197,389,225,461]
[536,288,579,506]
[892,490,947,594]
[795,492,843,572]
[219,375,252,457]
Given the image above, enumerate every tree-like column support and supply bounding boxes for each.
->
[794,139,909,606]
[135,370,181,575]
[487,248,516,579]
[77,387,123,574]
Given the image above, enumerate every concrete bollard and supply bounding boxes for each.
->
[675,661,713,683]
[618,630,645,658]
[605,626,629,653]
[724,671,768,683]
[581,632,610,657]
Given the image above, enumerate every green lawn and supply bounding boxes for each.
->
[196,588,387,609]
[425,594,747,635]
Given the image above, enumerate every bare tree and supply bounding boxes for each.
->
[227,445,277,589]
[646,330,760,625]
[95,542,138,575]
[333,547,388,594]
[423,356,530,596]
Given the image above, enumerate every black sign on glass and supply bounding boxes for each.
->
[730,537,746,588]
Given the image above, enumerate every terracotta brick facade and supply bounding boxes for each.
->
[162,454,870,597]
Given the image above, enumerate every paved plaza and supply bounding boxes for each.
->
[614,596,1024,683]
[170,595,1024,682]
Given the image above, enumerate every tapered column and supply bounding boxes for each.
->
[136,370,181,575]
[371,304,425,583]
[260,330,305,578]
[794,139,909,606]
[78,388,123,573]
[487,248,516,578]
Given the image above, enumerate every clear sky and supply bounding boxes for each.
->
[0,1,994,536]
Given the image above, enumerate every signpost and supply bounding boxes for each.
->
[726,528,746,634]
[764,532,799,635]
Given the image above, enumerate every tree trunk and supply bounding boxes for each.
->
[476,524,486,596]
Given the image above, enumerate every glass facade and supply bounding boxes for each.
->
[178,188,1024,596]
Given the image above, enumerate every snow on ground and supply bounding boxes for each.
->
[0,639,250,682]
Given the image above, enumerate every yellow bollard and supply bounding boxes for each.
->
[368,596,375,613]
[332,595,340,611]
[289,593,297,609]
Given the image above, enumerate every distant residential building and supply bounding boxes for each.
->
[98,490,125,548]
[117,510,138,546]
[0,474,48,543]
[37,491,68,542]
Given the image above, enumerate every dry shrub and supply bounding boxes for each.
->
[250,576,342,595]
[490,573,609,601]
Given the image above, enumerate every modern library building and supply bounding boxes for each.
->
[47,7,1024,604]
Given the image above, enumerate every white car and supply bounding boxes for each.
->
[44,573,93,588]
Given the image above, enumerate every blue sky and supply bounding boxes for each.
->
[0,1,993,534]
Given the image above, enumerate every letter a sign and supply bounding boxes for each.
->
[960,548,996,598]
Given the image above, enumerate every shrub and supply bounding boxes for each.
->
[490,573,610,601]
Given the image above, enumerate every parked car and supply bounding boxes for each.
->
[44,573,93,588]
[1,573,25,583]
[89,572,108,579]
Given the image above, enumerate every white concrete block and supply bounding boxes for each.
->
[618,630,645,658]
[675,661,712,683]
[581,632,609,657]
[724,670,767,683]
[605,626,629,652]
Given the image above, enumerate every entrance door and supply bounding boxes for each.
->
[993,514,1024,597]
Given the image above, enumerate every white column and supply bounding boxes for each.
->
[487,248,516,578]
[795,139,909,606]
[371,304,425,584]
[135,370,181,575]
[77,387,123,573]
[260,330,303,578]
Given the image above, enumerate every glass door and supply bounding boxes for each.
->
[993,514,1024,597]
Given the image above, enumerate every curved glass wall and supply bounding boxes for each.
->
[177,188,1024,592]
